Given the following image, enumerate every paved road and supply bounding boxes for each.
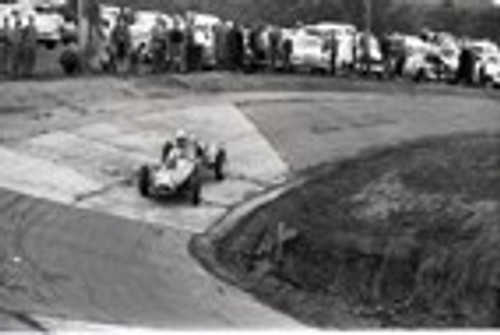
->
[241,92,500,171]
[0,77,499,331]
[0,187,302,331]
[0,79,295,331]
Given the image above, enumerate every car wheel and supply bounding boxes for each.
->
[214,149,226,181]
[480,70,493,88]
[44,40,58,50]
[190,171,202,206]
[162,141,174,162]
[138,165,151,197]
[414,69,426,83]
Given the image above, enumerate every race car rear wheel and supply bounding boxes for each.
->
[138,165,151,197]
[214,149,227,181]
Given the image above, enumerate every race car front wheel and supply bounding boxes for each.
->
[190,172,202,206]
[214,149,227,181]
[162,141,174,163]
[138,165,151,197]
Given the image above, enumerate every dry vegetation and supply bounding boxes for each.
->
[216,133,500,328]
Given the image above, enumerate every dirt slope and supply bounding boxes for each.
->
[216,134,500,328]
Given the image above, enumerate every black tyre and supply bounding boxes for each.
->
[479,68,492,88]
[414,69,426,83]
[214,149,226,181]
[138,165,151,197]
[44,40,58,50]
[162,141,174,162]
[190,172,202,206]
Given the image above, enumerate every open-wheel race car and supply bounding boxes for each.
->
[137,131,227,206]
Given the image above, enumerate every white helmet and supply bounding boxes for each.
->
[175,129,187,141]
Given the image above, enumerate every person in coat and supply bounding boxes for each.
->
[9,13,24,79]
[0,16,12,76]
[22,15,38,77]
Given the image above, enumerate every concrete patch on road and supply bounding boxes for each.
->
[15,131,151,185]
[77,185,227,234]
[0,147,101,204]
[241,94,500,171]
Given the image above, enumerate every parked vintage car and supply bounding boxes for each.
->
[353,32,385,78]
[478,53,500,87]
[469,40,500,87]
[188,12,220,69]
[401,35,454,82]
[305,22,357,70]
[33,3,65,49]
[288,28,330,73]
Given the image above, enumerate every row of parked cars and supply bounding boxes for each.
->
[276,24,500,87]
[2,1,500,87]
[394,32,500,86]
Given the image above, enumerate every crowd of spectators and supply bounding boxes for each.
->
[0,5,497,90]
[0,11,39,78]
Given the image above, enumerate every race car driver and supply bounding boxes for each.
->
[164,129,197,165]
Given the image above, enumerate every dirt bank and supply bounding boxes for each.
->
[215,133,500,328]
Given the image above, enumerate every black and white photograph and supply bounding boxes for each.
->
[0,0,499,332]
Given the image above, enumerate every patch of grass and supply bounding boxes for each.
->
[216,133,500,328]
[143,72,500,101]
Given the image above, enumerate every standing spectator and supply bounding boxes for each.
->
[150,16,168,73]
[247,25,261,71]
[110,14,132,74]
[234,24,245,71]
[214,22,228,70]
[358,32,371,76]
[22,15,38,77]
[0,16,11,76]
[349,33,358,74]
[92,21,111,73]
[10,13,23,79]
[379,33,391,78]
[59,40,82,75]
[329,33,339,75]
[226,23,244,71]
[268,26,281,71]
[455,47,476,86]
[169,17,186,73]
[184,22,196,72]
[129,42,146,75]
[282,38,293,73]
[225,21,236,70]
[393,37,406,78]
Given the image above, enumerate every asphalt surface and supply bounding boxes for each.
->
[0,75,499,331]
[240,91,500,171]
[0,78,295,331]
[0,187,301,331]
